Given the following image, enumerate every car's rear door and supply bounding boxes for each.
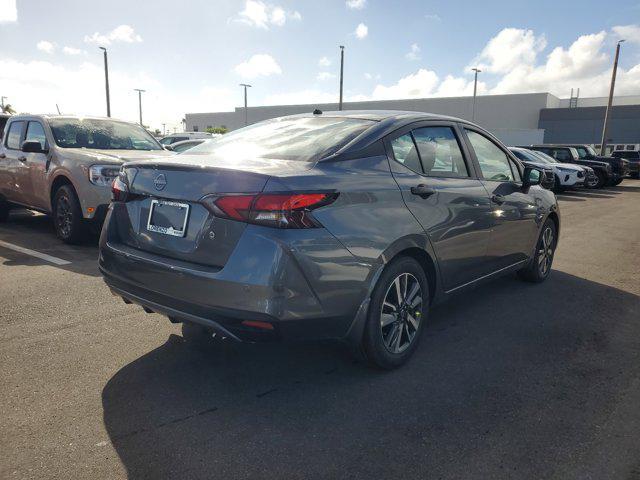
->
[19,120,51,209]
[462,127,540,271]
[0,120,27,205]
[385,121,494,291]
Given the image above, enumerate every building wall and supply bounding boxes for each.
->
[185,92,558,133]
[557,95,640,108]
[539,105,640,144]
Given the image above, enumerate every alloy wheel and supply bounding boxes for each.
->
[55,194,73,238]
[586,175,598,188]
[537,226,554,276]
[380,273,423,354]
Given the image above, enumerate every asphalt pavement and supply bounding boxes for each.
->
[1,182,639,480]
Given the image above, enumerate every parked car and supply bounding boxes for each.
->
[0,113,10,138]
[159,132,214,146]
[526,145,613,188]
[0,115,173,242]
[554,144,630,185]
[509,147,582,191]
[610,150,639,179]
[164,138,209,153]
[99,111,558,369]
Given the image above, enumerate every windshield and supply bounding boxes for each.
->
[574,146,596,158]
[49,118,162,150]
[185,116,374,162]
[530,150,558,164]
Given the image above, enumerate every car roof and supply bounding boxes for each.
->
[282,109,468,123]
[8,113,139,124]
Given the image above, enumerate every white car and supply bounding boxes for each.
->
[159,132,216,146]
[509,147,586,191]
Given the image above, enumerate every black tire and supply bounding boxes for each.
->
[552,175,564,193]
[362,256,429,369]
[518,218,557,283]
[631,173,639,180]
[181,321,215,349]
[52,185,87,244]
[609,178,623,186]
[594,171,607,188]
[0,198,10,222]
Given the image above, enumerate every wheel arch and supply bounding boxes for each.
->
[49,174,76,210]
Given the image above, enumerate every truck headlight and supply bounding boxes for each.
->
[89,165,120,186]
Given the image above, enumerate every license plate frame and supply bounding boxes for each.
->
[146,199,190,237]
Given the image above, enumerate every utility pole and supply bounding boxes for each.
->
[99,47,111,117]
[339,45,345,111]
[1,96,6,111]
[471,67,481,122]
[239,84,252,126]
[162,123,166,135]
[600,40,625,156]
[134,89,145,126]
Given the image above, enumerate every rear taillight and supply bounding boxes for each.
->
[111,175,129,202]
[202,192,338,229]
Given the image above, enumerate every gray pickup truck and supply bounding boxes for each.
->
[0,115,173,243]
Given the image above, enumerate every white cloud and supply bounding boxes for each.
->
[364,72,380,80]
[63,46,85,55]
[424,14,441,21]
[612,24,640,44]
[472,28,547,74]
[405,43,420,61]
[346,0,366,9]
[264,89,336,106]
[37,41,55,54]
[0,0,17,23]
[371,69,439,100]
[234,54,282,79]
[316,72,336,81]
[236,0,301,29]
[84,25,143,45]
[318,56,331,67]
[354,23,368,39]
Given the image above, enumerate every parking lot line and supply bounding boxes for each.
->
[0,240,71,266]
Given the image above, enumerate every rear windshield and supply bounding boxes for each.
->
[49,118,162,151]
[185,116,374,162]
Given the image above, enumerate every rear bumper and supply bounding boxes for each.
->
[98,208,373,343]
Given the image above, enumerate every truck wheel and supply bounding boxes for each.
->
[362,256,428,369]
[594,171,607,188]
[552,175,564,192]
[52,185,87,244]
[609,178,623,186]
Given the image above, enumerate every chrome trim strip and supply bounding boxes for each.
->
[444,259,528,294]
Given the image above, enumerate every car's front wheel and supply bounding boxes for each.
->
[609,178,623,186]
[362,256,428,369]
[518,218,557,283]
[593,171,607,188]
[52,185,87,244]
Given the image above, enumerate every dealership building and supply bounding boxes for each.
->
[185,92,640,151]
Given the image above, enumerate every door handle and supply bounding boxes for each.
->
[410,184,436,198]
[18,156,27,162]
[491,194,505,205]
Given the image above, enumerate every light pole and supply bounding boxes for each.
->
[600,40,625,156]
[134,89,145,126]
[339,45,345,111]
[99,47,111,117]
[471,67,481,122]
[1,96,6,111]
[162,123,166,135]
[239,84,252,126]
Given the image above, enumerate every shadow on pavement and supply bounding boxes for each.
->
[0,210,100,277]
[102,271,640,480]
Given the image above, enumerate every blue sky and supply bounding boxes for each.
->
[1,0,639,131]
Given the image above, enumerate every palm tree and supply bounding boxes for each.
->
[1,104,16,114]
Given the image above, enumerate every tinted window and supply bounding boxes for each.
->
[49,118,162,151]
[575,147,588,158]
[170,137,188,144]
[466,130,514,181]
[5,121,24,149]
[412,127,469,177]
[187,117,374,162]
[173,141,200,152]
[553,149,572,161]
[25,121,47,150]
[390,133,422,173]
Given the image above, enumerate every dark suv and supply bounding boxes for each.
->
[527,145,612,188]
[610,150,639,179]
[556,144,629,185]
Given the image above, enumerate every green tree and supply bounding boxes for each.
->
[205,126,228,135]
[1,104,16,114]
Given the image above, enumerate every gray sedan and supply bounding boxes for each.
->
[99,111,559,368]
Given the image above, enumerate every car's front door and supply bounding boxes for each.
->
[386,122,494,291]
[19,120,51,210]
[0,120,27,205]
[463,128,540,271]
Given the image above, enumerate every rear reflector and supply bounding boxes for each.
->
[241,320,275,330]
[202,192,338,229]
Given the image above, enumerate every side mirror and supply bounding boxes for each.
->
[522,166,541,189]
[163,145,174,151]
[21,141,48,154]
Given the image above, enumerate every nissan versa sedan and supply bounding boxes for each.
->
[99,111,559,369]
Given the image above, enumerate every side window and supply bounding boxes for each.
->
[412,127,469,177]
[465,130,514,182]
[390,133,422,173]
[554,149,571,161]
[5,121,24,150]
[25,121,47,150]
